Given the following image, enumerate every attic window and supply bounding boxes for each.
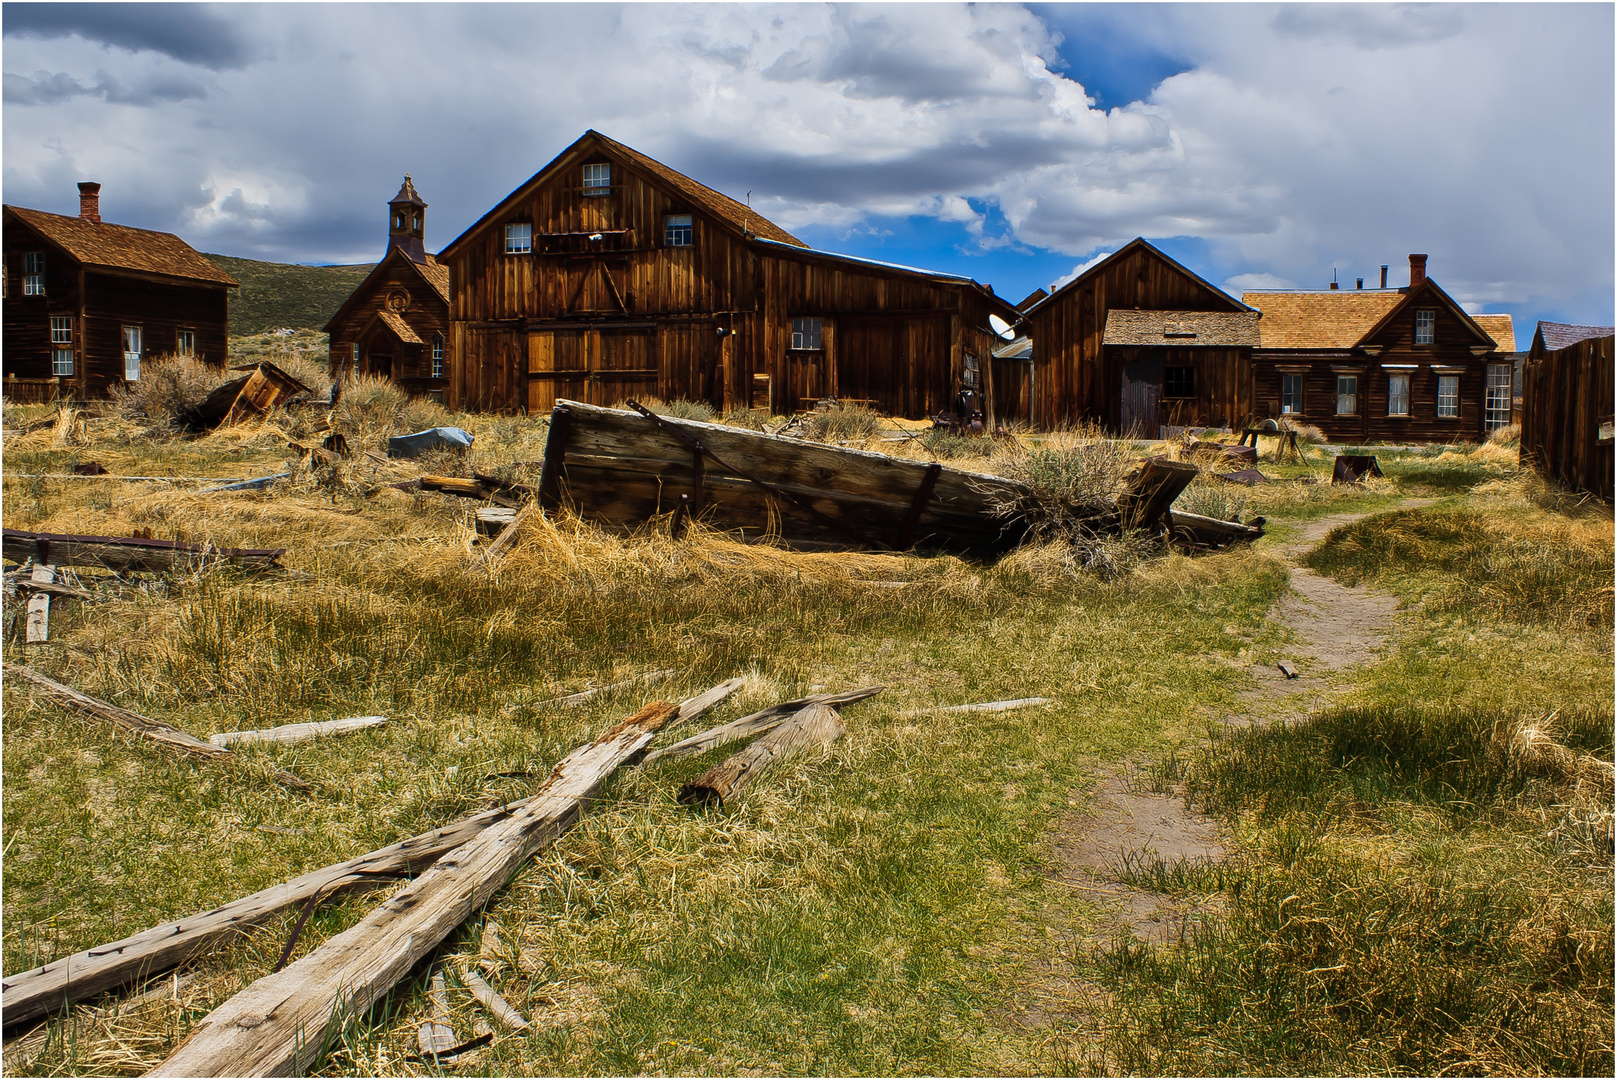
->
[23,252,44,296]
[1415,309,1436,345]
[664,214,693,247]
[504,223,532,254]
[582,163,611,196]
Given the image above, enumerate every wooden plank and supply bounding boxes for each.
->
[640,685,882,766]
[677,703,845,807]
[25,565,53,643]
[470,502,535,572]
[1,680,740,1031]
[416,973,456,1058]
[1116,458,1199,531]
[208,716,387,748]
[456,967,529,1031]
[900,697,1051,716]
[1,530,284,574]
[147,683,741,1077]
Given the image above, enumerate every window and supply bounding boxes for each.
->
[1437,374,1460,418]
[1485,363,1512,430]
[1387,373,1410,416]
[176,329,195,356]
[50,316,72,344]
[1280,374,1304,415]
[582,163,611,195]
[432,335,444,379]
[1415,309,1436,345]
[791,317,822,351]
[1163,365,1195,398]
[52,348,73,376]
[122,325,142,381]
[23,252,44,296]
[664,214,693,247]
[1336,374,1358,415]
[504,223,532,254]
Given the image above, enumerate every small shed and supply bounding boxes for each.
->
[1520,322,1615,500]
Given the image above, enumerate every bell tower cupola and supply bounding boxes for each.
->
[387,174,428,263]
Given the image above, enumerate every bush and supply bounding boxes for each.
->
[1175,477,1248,522]
[331,373,408,445]
[802,403,881,442]
[107,354,229,425]
[642,397,717,424]
[920,429,995,459]
[720,407,773,431]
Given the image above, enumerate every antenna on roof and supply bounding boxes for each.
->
[745,190,752,238]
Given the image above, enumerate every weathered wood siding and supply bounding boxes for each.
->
[326,256,449,396]
[1521,334,1614,500]
[1108,346,1249,433]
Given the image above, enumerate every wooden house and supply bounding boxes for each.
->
[1520,322,1614,500]
[1017,239,1258,434]
[435,130,1017,418]
[2,182,237,402]
[1243,255,1516,443]
[324,176,451,399]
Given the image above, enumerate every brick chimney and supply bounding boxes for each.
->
[1409,253,1428,287]
[1380,264,1389,288]
[77,182,102,223]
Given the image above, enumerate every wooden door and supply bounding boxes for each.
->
[1120,348,1164,437]
[591,327,658,407]
[528,330,588,412]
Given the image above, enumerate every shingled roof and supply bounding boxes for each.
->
[1471,313,1515,352]
[416,255,449,302]
[1103,310,1261,347]
[4,205,237,286]
[373,309,423,345]
[321,249,449,334]
[1535,321,1614,352]
[1241,290,1404,349]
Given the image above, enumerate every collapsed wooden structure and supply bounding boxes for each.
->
[1,529,284,574]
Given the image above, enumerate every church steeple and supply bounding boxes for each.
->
[387,174,427,263]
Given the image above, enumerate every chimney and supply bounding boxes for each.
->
[1329,268,1339,289]
[77,182,102,224]
[1356,277,1364,290]
[1409,253,1428,287]
[1380,264,1388,289]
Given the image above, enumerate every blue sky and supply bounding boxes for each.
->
[4,3,1612,343]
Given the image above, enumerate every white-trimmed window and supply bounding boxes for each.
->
[664,214,693,247]
[1485,363,1512,430]
[176,328,195,356]
[1415,309,1436,345]
[1280,374,1304,415]
[1437,375,1460,417]
[52,348,74,376]
[582,163,611,195]
[52,317,73,374]
[50,315,72,344]
[504,222,532,254]
[1387,373,1410,416]
[432,335,444,378]
[22,252,45,296]
[1335,374,1358,415]
[791,317,822,351]
[122,325,142,381]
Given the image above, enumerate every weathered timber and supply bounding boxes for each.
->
[471,502,535,571]
[183,363,311,431]
[476,507,519,537]
[503,668,676,715]
[540,401,1031,554]
[5,575,100,602]
[901,697,1052,717]
[1278,660,1300,680]
[1116,458,1200,531]
[1331,455,1383,485]
[456,967,529,1031]
[146,685,737,1078]
[25,565,53,643]
[2,680,741,1032]
[416,973,456,1058]
[678,703,845,807]
[419,475,527,510]
[208,716,387,748]
[1,529,284,574]
[1165,510,1266,550]
[639,685,883,766]
[1,662,310,792]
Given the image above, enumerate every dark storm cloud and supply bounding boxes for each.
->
[3,3,264,70]
[4,68,207,106]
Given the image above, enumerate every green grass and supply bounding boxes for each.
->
[206,255,374,335]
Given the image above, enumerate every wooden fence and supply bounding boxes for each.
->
[1520,334,1615,501]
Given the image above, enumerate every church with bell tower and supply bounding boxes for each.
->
[324,174,451,398]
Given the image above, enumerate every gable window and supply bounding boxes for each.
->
[122,325,142,381]
[582,163,611,195]
[791,317,822,351]
[664,214,693,247]
[1280,374,1304,415]
[22,252,45,296]
[432,335,444,379]
[1335,374,1358,415]
[504,222,532,254]
[1437,374,1460,417]
[1163,365,1195,399]
[1415,309,1436,345]
[176,329,195,356]
[1387,373,1410,416]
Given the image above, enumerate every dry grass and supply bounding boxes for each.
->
[105,354,229,426]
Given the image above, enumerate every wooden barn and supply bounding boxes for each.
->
[1243,255,1516,443]
[1016,239,1258,434]
[435,130,1017,418]
[324,176,450,399]
[1520,321,1615,500]
[2,182,237,402]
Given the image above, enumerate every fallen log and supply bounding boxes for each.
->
[639,685,883,766]
[147,686,735,1077]
[678,703,845,807]
[208,716,387,748]
[1,662,310,792]
[2,679,740,1032]
[1166,510,1266,550]
[1,529,284,574]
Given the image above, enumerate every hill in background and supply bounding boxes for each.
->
[206,254,374,335]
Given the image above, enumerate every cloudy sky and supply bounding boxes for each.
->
[4,2,1612,337]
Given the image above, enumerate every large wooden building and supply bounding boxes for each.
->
[324,176,451,399]
[1243,256,1516,443]
[2,182,237,401]
[1016,239,1259,434]
[436,130,1017,417]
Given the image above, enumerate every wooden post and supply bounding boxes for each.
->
[25,565,53,643]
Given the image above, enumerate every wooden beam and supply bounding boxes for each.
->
[640,685,882,766]
[678,703,845,807]
[208,716,387,748]
[148,681,742,1077]
[1,530,284,574]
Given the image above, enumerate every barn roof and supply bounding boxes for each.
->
[1535,321,1614,352]
[3,205,238,286]
[1241,290,1404,349]
[1023,238,1252,318]
[750,237,1019,320]
[1102,309,1261,347]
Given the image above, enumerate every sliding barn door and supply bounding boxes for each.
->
[528,330,588,413]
